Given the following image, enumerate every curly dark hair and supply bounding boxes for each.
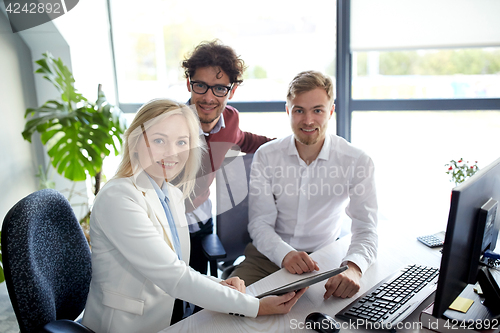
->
[182,40,246,84]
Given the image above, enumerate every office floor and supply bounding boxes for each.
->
[0,282,18,333]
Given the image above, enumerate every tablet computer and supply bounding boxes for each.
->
[255,265,348,299]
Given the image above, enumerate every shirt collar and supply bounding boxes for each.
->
[146,173,170,202]
[287,133,331,162]
[317,133,331,161]
[199,113,225,136]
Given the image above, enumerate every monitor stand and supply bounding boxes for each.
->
[443,271,500,326]
[477,266,500,313]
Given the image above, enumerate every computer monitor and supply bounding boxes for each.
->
[433,156,500,319]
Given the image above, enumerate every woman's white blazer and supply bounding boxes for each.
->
[82,173,259,333]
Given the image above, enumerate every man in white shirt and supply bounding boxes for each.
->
[230,70,378,299]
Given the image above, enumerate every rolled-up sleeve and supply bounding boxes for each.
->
[342,153,378,274]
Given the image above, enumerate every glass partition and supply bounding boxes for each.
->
[110,0,337,104]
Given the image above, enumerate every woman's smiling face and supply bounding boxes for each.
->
[136,114,190,186]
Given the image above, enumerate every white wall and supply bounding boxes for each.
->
[0,12,39,224]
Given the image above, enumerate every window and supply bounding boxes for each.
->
[351,110,500,230]
[350,0,500,100]
[110,0,337,104]
[352,48,500,99]
[349,0,500,228]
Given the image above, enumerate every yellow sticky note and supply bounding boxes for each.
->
[449,297,474,313]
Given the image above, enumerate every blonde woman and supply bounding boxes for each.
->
[82,99,305,333]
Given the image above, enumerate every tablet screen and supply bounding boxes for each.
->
[256,266,348,299]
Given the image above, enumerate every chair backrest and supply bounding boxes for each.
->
[215,153,254,265]
[1,189,92,333]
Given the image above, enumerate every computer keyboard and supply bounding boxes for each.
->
[336,264,439,330]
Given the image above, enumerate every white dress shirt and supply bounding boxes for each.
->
[248,133,378,274]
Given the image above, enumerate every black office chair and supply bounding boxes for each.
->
[202,153,253,278]
[1,188,94,333]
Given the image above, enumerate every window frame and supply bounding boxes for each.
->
[114,0,500,143]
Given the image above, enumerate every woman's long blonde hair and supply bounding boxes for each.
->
[114,99,203,200]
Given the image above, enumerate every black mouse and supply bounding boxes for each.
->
[305,312,340,333]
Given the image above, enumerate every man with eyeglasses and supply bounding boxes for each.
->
[181,40,273,276]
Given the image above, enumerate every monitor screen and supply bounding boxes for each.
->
[433,156,500,318]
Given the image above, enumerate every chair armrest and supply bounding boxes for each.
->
[201,234,227,260]
[40,319,95,333]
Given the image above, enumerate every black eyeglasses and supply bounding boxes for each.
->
[190,80,234,97]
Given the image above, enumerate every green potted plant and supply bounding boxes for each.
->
[22,53,127,237]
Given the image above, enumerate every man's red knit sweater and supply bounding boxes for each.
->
[185,105,273,212]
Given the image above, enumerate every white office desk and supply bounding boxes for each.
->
[162,219,444,333]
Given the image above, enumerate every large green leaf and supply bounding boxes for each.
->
[35,53,86,107]
[23,53,128,182]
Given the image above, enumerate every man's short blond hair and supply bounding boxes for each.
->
[286,70,335,107]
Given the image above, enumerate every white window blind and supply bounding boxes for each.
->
[351,0,500,51]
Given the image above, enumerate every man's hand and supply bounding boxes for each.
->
[220,277,246,293]
[282,251,320,274]
[324,262,362,299]
[258,288,308,315]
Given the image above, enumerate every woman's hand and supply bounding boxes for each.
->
[220,277,246,293]
[257,287,308,315]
